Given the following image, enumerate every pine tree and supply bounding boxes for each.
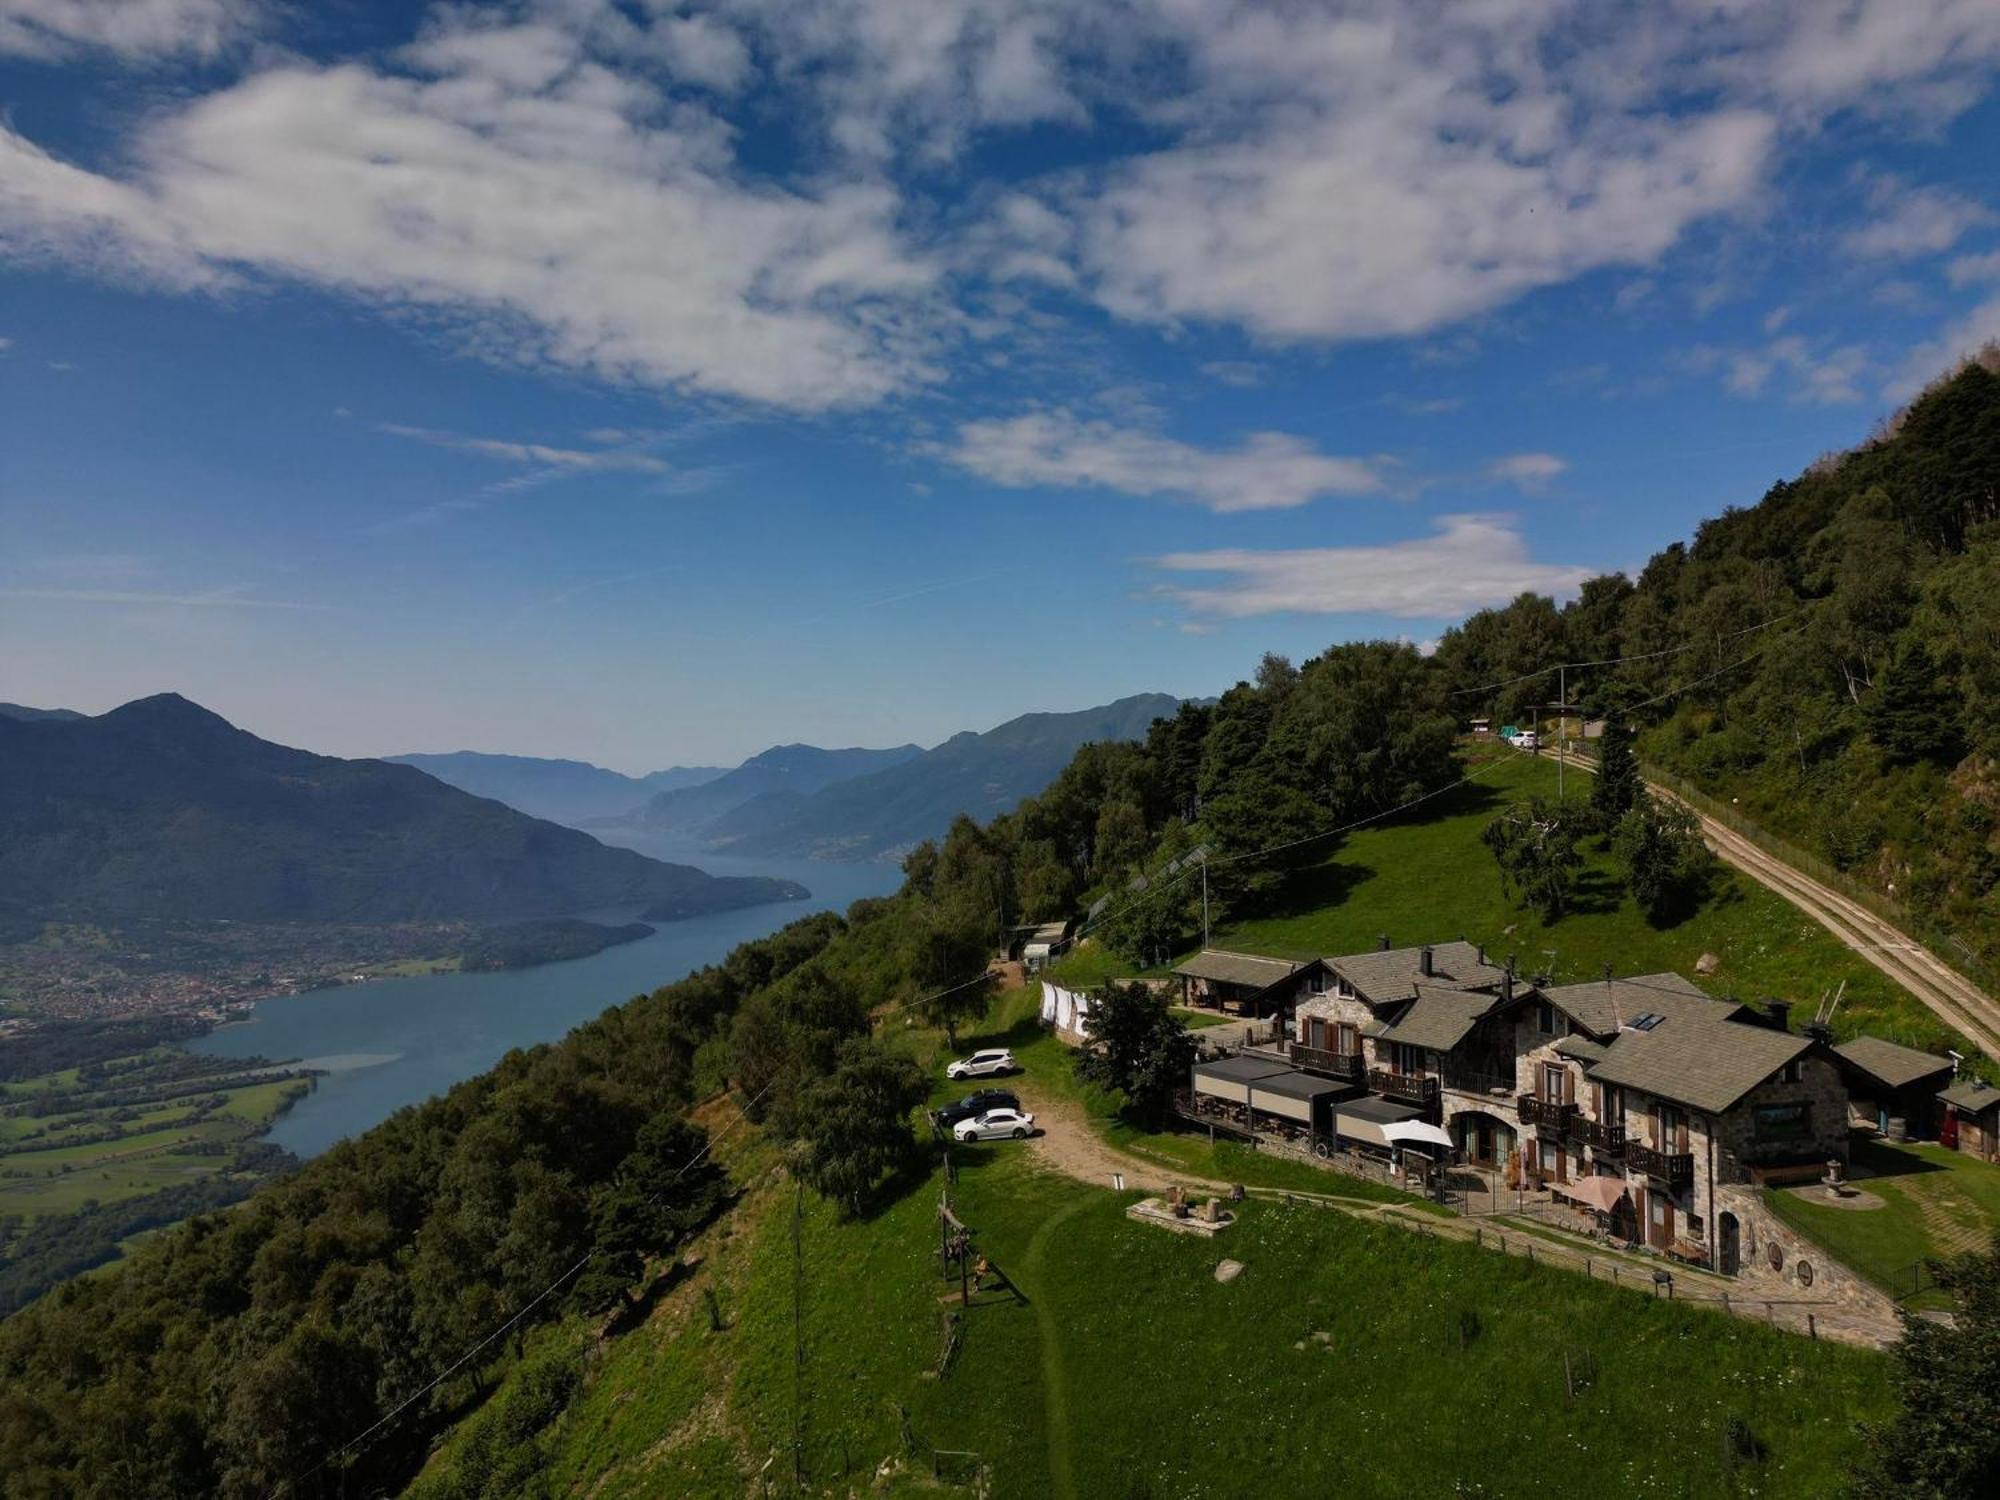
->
[1872,642,1964,766]
[1591,712,1641,828]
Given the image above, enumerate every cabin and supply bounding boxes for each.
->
[1021,921,1070,972]
[1831,1036,1955,1139]
[1940,1077,2000,1161]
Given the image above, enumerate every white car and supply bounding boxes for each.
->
[1511,730,1540,751]
[946,1048,1017,1080]
[953,1107,1036,1142]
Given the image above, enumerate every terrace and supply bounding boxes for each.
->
[1370,1068,1440,1107]
[1516,1094,1577,1130]
[1290,1043,1365,1081]
[1627,1142,1694,1186]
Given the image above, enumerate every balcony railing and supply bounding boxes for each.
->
[1627,1142,1694,1185]
[1370,1068,1440,1106]
[1441,1068,1516,1098]
[1516,1094,1578,1130]
[1571,1117,1627,1157]
[1289,1044,1364,1081]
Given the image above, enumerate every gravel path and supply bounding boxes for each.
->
[1549,749,2000,1056]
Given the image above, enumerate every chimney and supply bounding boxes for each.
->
[1475,943,1486,966]
[1803,1021,1834,1045]
[1419,944,1434,978]
[1501,969,1514,1003]
[1378,933,1391,951]
[1602,962,1613,985]
[1763,999,1791,1032]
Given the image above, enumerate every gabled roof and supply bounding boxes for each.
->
[1553,1034,1610,1064]
[1940,1078,2000,1113]
[1376,987,1502,1053]
[1832,1040,1960,1096]
[1173,949,1303,990]
[1536,972,1715,1038]
[1834,1036,1955,1092]
[1587,1010,1813,1114]
[1323,940,1508,1002]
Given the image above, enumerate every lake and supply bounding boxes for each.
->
[189,847,901,1157]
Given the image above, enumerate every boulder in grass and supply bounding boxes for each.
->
[1696,952,1721,975]
[1214,1259,1245,1283]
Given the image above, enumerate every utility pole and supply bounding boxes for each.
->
[1200,853,1211,949]
[1557,664,1565,802]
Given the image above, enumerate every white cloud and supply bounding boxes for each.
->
[1947,251,2000,287]
[1486,452,1568,491]
[0,585,322,609]
[1153,515,1595,620]
[1198,360,1264,388]
[1686,336,1870,405]
[0,21,941,411]
[0,0,256,60]
[1841,169,1991,260]
[1888,298,2000,400]
[939,409,1380,513]
[378,424,672,474]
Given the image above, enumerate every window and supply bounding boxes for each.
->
[1753,1101,1812,1144]
[1780,1058,1803,1085]
[1537,1001,1555,1033]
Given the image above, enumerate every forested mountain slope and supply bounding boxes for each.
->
[0,695,805,928]
[1431,357,2000,977]
[615,741,923,835]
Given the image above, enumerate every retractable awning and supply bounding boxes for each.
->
[1191,1054,1293,1106]
[1242,1069,1349,1124]
[1333,1095,1423,1148]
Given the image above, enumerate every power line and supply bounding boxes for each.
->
[1446,610,1802,699]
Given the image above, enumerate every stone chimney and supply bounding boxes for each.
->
[1419,944,1434,978]
[1378,933,1391,951]
[1763,999,1792,1032]
[1501,969,1514,1003]
[1475,942,1486,966]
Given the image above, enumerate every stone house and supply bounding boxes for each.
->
[1830,1036,1955,1138]
[1940,1077,2000,1160]
[1171,949,1310,1016]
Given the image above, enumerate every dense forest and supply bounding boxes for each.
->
[2,358,1994,1496]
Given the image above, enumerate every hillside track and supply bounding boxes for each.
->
[1546,748,2000,1058]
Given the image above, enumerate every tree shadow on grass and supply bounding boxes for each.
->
[956,1011,1046,1056]
[1568,868,1624,917]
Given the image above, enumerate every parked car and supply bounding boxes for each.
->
[1510,730,1540,751]
[945,1048,1017,1079]
[953,1107,1036,1142]
[933,1089,1022,1128]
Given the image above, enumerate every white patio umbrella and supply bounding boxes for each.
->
[1381,1120,1455,1151]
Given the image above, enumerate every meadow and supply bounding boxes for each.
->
[1052,751,1976,1064]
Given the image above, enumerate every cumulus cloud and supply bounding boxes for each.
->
[0,0,256,59]
[1841,169,1992,260]
[1486,453,1568,491]
[0,13,940,410]
[1153,515,1595,620]
[939,409,1380,513]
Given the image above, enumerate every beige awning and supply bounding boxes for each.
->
[1559,1175,1630,1214]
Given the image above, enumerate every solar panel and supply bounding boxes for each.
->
[1629,1013,1664,1031]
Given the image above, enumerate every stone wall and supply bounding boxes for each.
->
[1712,1183,1898,1318]
[1713,1055,1850,1181]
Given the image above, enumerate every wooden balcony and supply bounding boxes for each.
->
[1571,1117,1627,1157]
[1289,1044,1364,1081]
[1516,1094,1578,1130]
[1627,1142,1694,1185]
[1369,1068,1440,1106]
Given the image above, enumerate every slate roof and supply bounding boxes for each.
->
[1324,940,1508,1001]
[1586,1010,1813,1114]
[1834,1036,1955,1092]
[1553,1034,1610,1064]
[1537,972,1715,1038]
[1376,987,1502,1053]
[1939,1078,2000,1113]
[1173,950,1304,990]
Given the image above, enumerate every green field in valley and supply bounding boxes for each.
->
[1051,750,1977,1066]
[408,991,1892,1499]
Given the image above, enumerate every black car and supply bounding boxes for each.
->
[932,1089,1021,1129]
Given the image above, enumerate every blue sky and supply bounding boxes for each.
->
[3,1,1999,772]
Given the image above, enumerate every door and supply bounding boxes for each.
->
[1648,1190,1674,1250]
[1540,1062,1566,1102]
[1335,1022,1358,1057]
[1720,1213,1740,1276]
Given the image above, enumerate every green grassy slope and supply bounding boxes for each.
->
[1056,750,1974,1062]
[409,992,1891,1500]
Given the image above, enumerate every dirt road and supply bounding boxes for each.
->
[1549,748,2000,1057]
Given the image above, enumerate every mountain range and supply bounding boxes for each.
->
[385,750,727,826]
[609,742,926,837]
[681,695,1180,861]
[0,695,805,930]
